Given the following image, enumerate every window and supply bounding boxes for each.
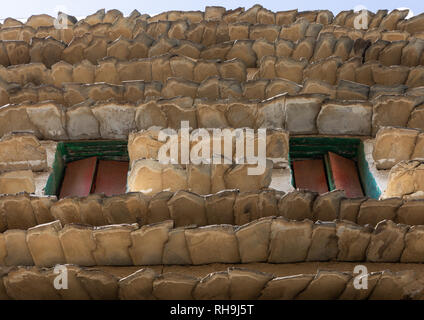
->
[290,137,367,198]
[45,141,129,198]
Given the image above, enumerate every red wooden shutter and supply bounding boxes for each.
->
[92,160,129,196]
[292,159,329,194]
[59,157,97,198]
[327,152,364,198]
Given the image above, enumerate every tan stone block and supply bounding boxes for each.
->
[193,271,230,300]
[259,274,313,300]
[168,191,207,227]
[401,226,424,263]
[296,271,351,300]
[236,217,272,263]
[77,269,119,300]
[118,268,156,300]
[307,221,338,261]
[4,229,34,266]
[0,170,35,194]
[127,159,163,194]
[278,190,317,221]
[228,268,273,300]
[336,221,372,261]
[205,190,236,225]
[153,273,198,300]
[357,198,402,227]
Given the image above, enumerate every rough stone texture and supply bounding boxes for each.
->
[92,224,137,266]
[339,198,366,223]
[205,190,237,225]
[168,191,207,227]
[162,226,193,265]
[127,159,163,194]
[58,224,96,266]
[0,134,47,172]
[92,102,136,139]
[296,271,351,300]
[372,127,419,169]
[77,269,119,300]
[397,200,424,225]
[285,94,325,134]
[26,220,66,267]
[366,220,408,262]
[278,190,316,221]
[268,217,313,263]
[339,272,381,300]
[193,271,230,300]
[129,220,173,265]
[336,221,372,261]
[312,190,345,221]
[235,217,272,263]
[383,161,424,199]
[401,226,424,263]
[3,229,34,266]
[228,268,273,300]
[307,221,338,261]
[259,274,314,300]
[317,101,372,135]
[118,268,156,300]
[357,198,402,227]
[0,170,35,194]
[185,225,240,264]
[153,273,198,300]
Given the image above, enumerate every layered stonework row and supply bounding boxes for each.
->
[1,6,423,47]
[0,217,424,267]
[0,265,420,300]
[1,190,423,231]
[1,93,422,140]
[2,28,424,69]
[2,54,424,91]
[373,127,424,169]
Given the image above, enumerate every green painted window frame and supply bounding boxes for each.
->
[289,137,381,199]
[44,140,129,196]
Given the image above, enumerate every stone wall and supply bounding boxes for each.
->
[373,127,424,169]
[1,94,423,140]
[1,190,423,231]
[383,160,424,199]
[0,217,423,267]
[0,265,420,300]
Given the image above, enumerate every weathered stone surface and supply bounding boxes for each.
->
[59,224,96,266]
[369,270,420,300]
[259,274,314,300]
[224,161,272,192]
[285,94,325,134]
[233,192,259,225]
[383,161,424,199]
[372,65,409,86]
[66,105,100,140]
[236,217,272,263]
[339,198,366,223]
[77,269,119,300]
[127,159,163,194]
[357,198,402,227]
[401,226,424,263]
[162,226,193,265]
[1,194,36,230]
[296,271,350,300]
[372,95,418,136]
[367,220,408,262]
[0,134,47,172]
[268,217,313,263]
[92,102,136,139]
[135,101,167,130]
[153,273,198,300]
[103,193,148,225]
[3,229,33,266]
[205,190,236,225]
[0,170,35,194]
[336,80,369,100]
[187,164,211,195]
[50,198,82,225]
[118,268,156,300]
[278,190,316,221]
[336,221,372,261]
[26,220,66,267]
[372,127,419,169]
[312,190,345,221]
[256,94,285,129]
[307,221,338,261]
[275,57,307,83]
[228,268,273,300]
[193,271,230,300]
[129,220,173,265]
[79,194,107,226]
[397,200,424,225]
[185,225,240,264]
[225,101,257,128]
[317,101,372,135]
[339,272,381,300]
[4,267,61,300]
[25,102,67,140]
[412,133,424,160]
[146,191,172,224]
[168,191,207,227]
[92,224,137,265]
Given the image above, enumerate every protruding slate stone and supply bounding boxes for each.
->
[26,220,66,267]
[336,221,372,261]
[118,268,156,300]
[366,220,408,262]
[278,190,317,221]
[4,229,34,266]
[162,226,193,265]
[268,217,313,263]
[185,225,240,265]
[77,269,119,300]
[357,198,402,227]
[259,274,314,300]
[312,190,345,221]
[296,271,350,300]
[228,268,273,300]
[236,217,272,263]
[92,224,137,266]
[307,221,338,261]
[59,224,96,266]
[129,220,173,265]
[168,191,207,227]
[193,271,230,300]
